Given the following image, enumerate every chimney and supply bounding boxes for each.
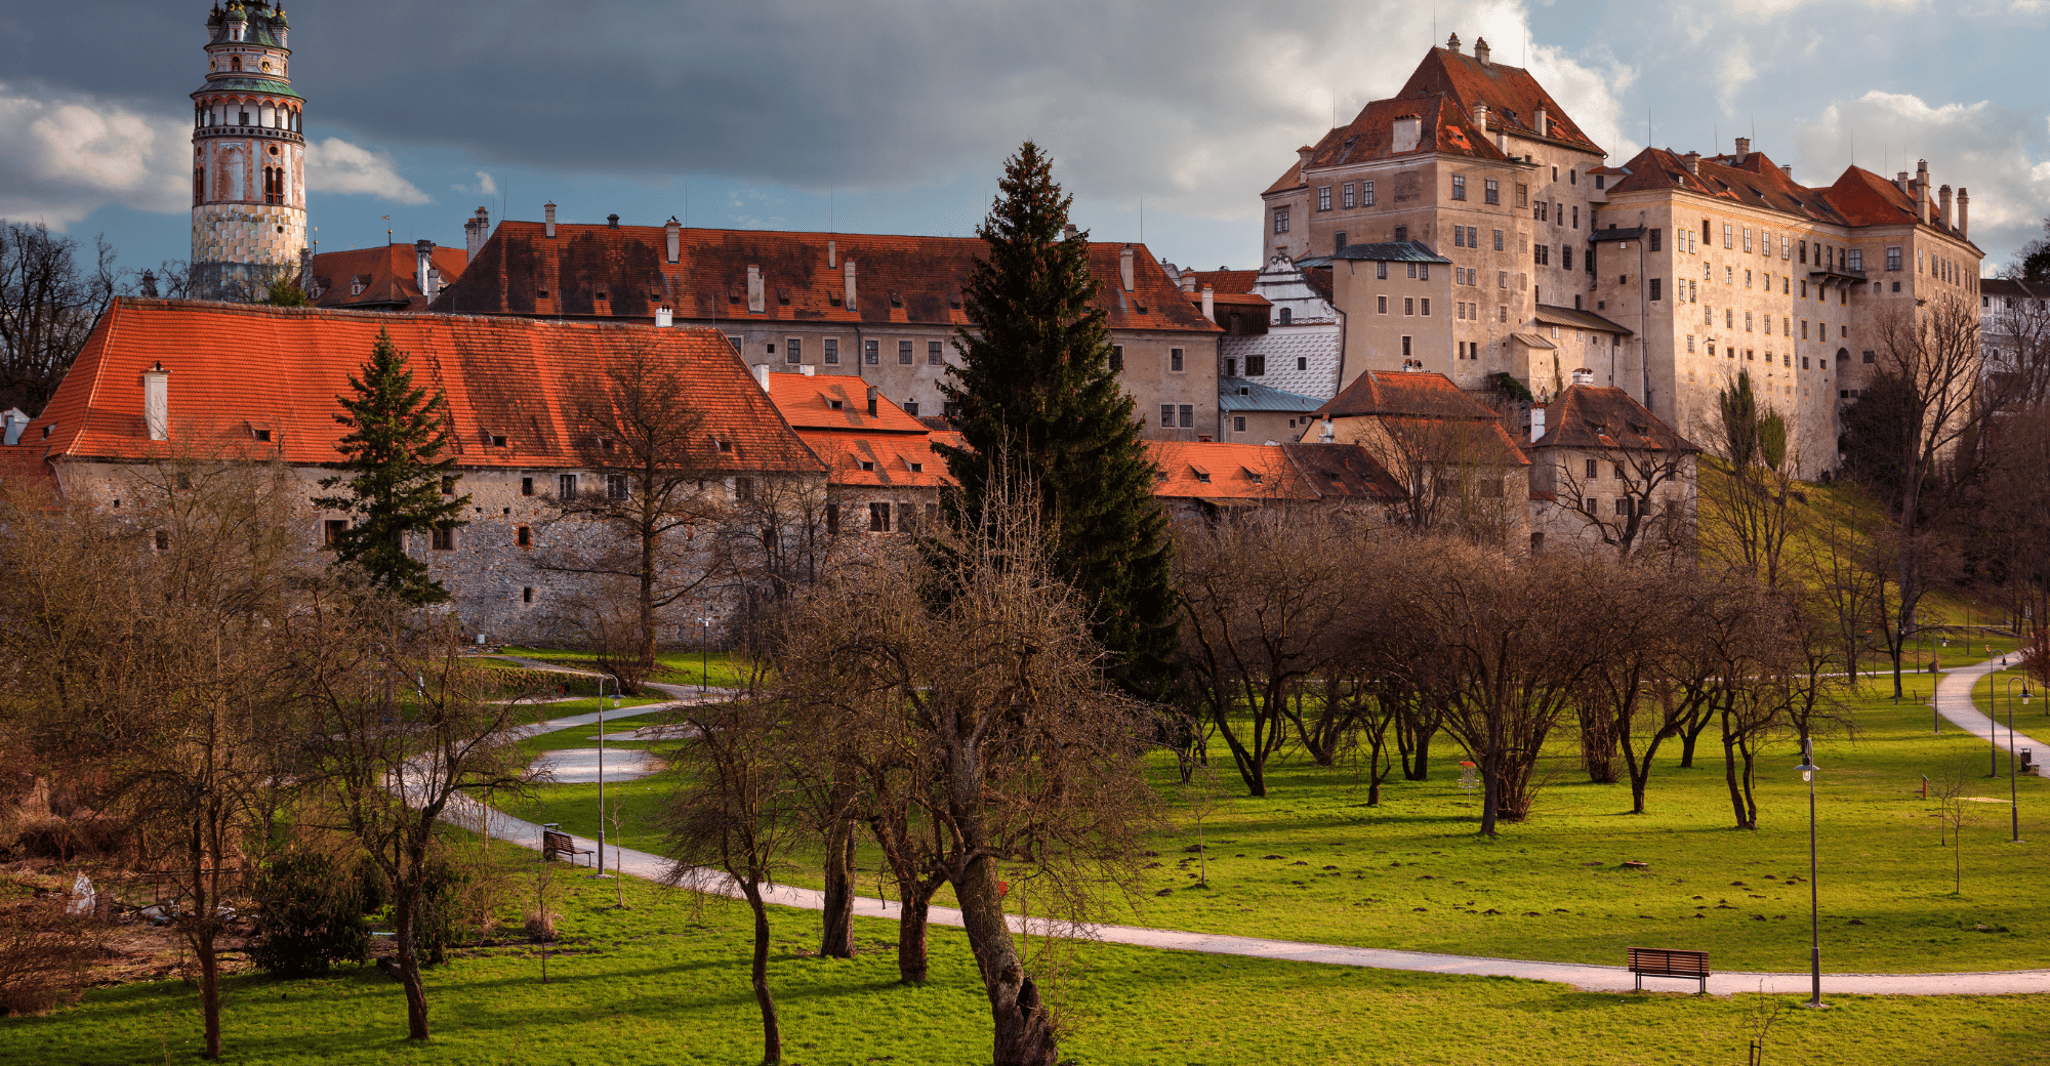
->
[1958,188,1971,239]
[654,306,673,328]
[843,257,857,310]
[1474,37,1490,66]
[1916,160,1930,224]
[751,365,771,393]
[544,202,557,239]
[1473,101,1490,131]
[1571,367,1595,386]
[1297,145,1315,168]
[1320,415,1334,443]
[1391,116,1421,153]
[798,365,816,377]
[1063,224,1078,240]
[466,206,490,261]
[1940,184,1954,230]
[606,213,621,229]
[1529,403,1547,443]
[827,239,836,268]
[747,264,764,314]
[1534,104,1550,138]
[1447,32,1461,53]
[865,385,879,418]
[143,362,170,441]
[665,217,680,263]
[1180,271,1196,294]
[2,409,28,446]
[1733,136,1750,162]
[1201,284,1214,320]
[1782,164,1794,177]
[1683,152,1701,175]
[1120,245,1135,291]
[1897,171,1911,195]
[414,239,437,300]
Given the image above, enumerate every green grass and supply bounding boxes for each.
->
[8,860,2046,1066]
[498,646,757,692]
[515,671,2048,975]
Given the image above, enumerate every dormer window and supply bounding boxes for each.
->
[859,460,875,471]
[253,429,271,442]
[715,438,733,454]
[908,461,924,473]
[1191,465,1211,484]
[828,399,844,410]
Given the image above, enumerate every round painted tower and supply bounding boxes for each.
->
[190,2,306,299]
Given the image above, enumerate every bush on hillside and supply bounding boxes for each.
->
[250,850,371,977]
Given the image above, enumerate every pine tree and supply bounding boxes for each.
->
[938,141,1177,699]
[314,328,467,605]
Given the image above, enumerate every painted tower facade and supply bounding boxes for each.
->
[190,2,307,298]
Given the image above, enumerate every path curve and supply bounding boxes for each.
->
[1933,655,2047,777]
[461,673,2050,997]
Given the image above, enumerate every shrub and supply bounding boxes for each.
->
[0,902,102,1015]
[250,851,371,977]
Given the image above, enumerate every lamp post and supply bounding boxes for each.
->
[1795,739,1823,1009]
[2002,678,2032,844]
[594,674,618,877]
[699,615,713,697]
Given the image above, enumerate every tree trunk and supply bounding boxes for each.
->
[741,881,782,1065]
[1477,762,1500,838]
[1720,726,1753,831]
[1399,712,1436,781]
[394,885,430,1041]
[819,820,856,959]
[188,824,223,1060]
[955,854,1057,1066]
[897,889,933,985]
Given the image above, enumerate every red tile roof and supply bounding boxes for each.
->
[432,223,1218,335]
[1531,385,1700,453]
[758,371,951,489]
[1314,369,1502,421]
[9,298,825,476]
[1145,441,1403,503]
[1395,46,1602,154]
[308,244,469,313]
[1605,148,1975,248]
[1185,269,1259,294]
[762,372,927,434]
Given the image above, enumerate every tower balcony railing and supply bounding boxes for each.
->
[194,124,304,145]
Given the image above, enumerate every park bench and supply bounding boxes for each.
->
[1627,947,1710,993]
[541,829,594,867]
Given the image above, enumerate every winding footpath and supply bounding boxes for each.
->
[463,656,2049,997]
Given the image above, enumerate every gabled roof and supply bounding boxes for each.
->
[761,372,927,434]
[1533,304,1632,336]
[433,223,1218,335]
[309,244,469,313]
[1185,269,1259,294]
[1145,440,1403,503]
[1313,369,1502,421]
[7,298,825,476]
[1396,45,1603,155]
[1533,385,1700,454]
[1604,147,1848,226]
[1219,378,1323,414]
[796,432,952,489]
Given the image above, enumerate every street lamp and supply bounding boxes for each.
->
[1795,739,1823,1009]
[2002,678,2032,844]
[698,615,714,697]
[594,674,619,877]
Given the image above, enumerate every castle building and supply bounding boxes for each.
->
[190,2,308,298]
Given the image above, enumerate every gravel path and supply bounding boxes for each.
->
[460,667,2050,997]
[1932,655,2048,778]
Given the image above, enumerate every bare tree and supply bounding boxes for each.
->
[0,221,118,412]
[1700,370,1798,585]
[1933,761,1977,895]
[1363,416,1522,545]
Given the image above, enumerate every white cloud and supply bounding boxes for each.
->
[0,82,187,228]
[304,137,429,204]
[451,169,496,196]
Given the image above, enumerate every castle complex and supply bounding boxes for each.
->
[189,2,308,298]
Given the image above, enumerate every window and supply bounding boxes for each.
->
[1649,229,1662,252]
[824,338,840,364]
[323,519,348,546]
[1318,186,1332,211]
[1515,183,1528,208]
[1419,263,1429,280]
[1687,334,1695,353]
[1420,298,1431,316]
[1247,355,1266,376]
[1377,262,1389,280]
[1234,416,1246,432]
[1110,345,1124,373]
[1363,181,1376,206]
[1297,357,1307,370]
[1171,348,1185,371]
[1563,247,1573,271]
[516,525,532,548]
[1493,229,1504,252]
[1451,175,1467,200]
[522,587,535,603]
[440,476,456,496]
[1533,244,1549,266]
[520,476,535,496]
[863,339,879,364]
[1723,223,1733,249]
[1273,207,1290,233]
[1342,182,1356,208]
[869,502,891,533]
[1401,336,1412,356]
[1585,459,1598,479]
[897,340,913,365]
[1179,405,1194,428]
[1378,295,1388,314]
[1847,248,1863,273]
[1484,178,1499,204]
[1467,226,1478,247]
[1160,404,1174,427]
[725,334,741,352]
[1404,297,1415,316]
[824,503,840,535]
[1862,350,1876,364]
[431,525,455,551]
[1744,227,1753,253]
[1649,278,1662,301]
[1279,307,1293,325]
[734,476,755,502]
[1499,270,1508,289]
[558,474,578,500]
[1613,463,1626,481]
[1745,311,1754,332]
[904,400,919,416]
[1334,231,1347,255]
[921,340,940,366]
[1455,227,1466,249]
[1615,498,1633,516]
[1887,246,1902,271]
[1395,225,1408,242]
[607,474,630,500]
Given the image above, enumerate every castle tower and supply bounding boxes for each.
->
[190,2,307,299]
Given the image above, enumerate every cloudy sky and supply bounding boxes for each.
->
[2,0,2046,279]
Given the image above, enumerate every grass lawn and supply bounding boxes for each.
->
[7,862,2045,1066]
[498,646,757,692]
[513,671,2049,974]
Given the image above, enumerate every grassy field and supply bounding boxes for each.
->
[7,863,2046,1066]
[498,646,757,692]
[511,670,2048,974]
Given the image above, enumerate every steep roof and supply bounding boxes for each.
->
[308,244,469,313]
[761,372,927,435]
[8,298,824,476]
[1313,369,1502,421]
[758,371,950,489]
[1396,45,1603,155]
[1185,269,1259,294]
[1605,147,1848,226]
[1146,440,1402,503]
[433,222,1218,335]
[1533,385,1700,454]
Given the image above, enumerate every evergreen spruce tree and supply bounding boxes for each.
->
[938,141,1177,698]
[314,328,468,605]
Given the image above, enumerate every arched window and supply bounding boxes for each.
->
[230,56,242,72]
[1279,307,1293,325]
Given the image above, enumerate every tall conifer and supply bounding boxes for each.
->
[938,142,1176,698]
[314,328,467,605]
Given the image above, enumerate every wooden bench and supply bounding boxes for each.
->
[1628,947,1710,993]
[541,829,594,866]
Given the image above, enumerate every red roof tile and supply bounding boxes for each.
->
[1314,369,1502,421]
[762,372,928,434]
[1185,269,1260,294]
[1144,441,1404,503]
[1395,46,1603,154]
[1532,385,1700,453]
[10,298,825,476]
[433,223,1218,335]
[308,244,469,313]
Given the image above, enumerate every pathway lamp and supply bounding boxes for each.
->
[698,614,714,696]
[594,674,619,877]
[1795,740,1823,1009]
[2003,678,2031,844]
